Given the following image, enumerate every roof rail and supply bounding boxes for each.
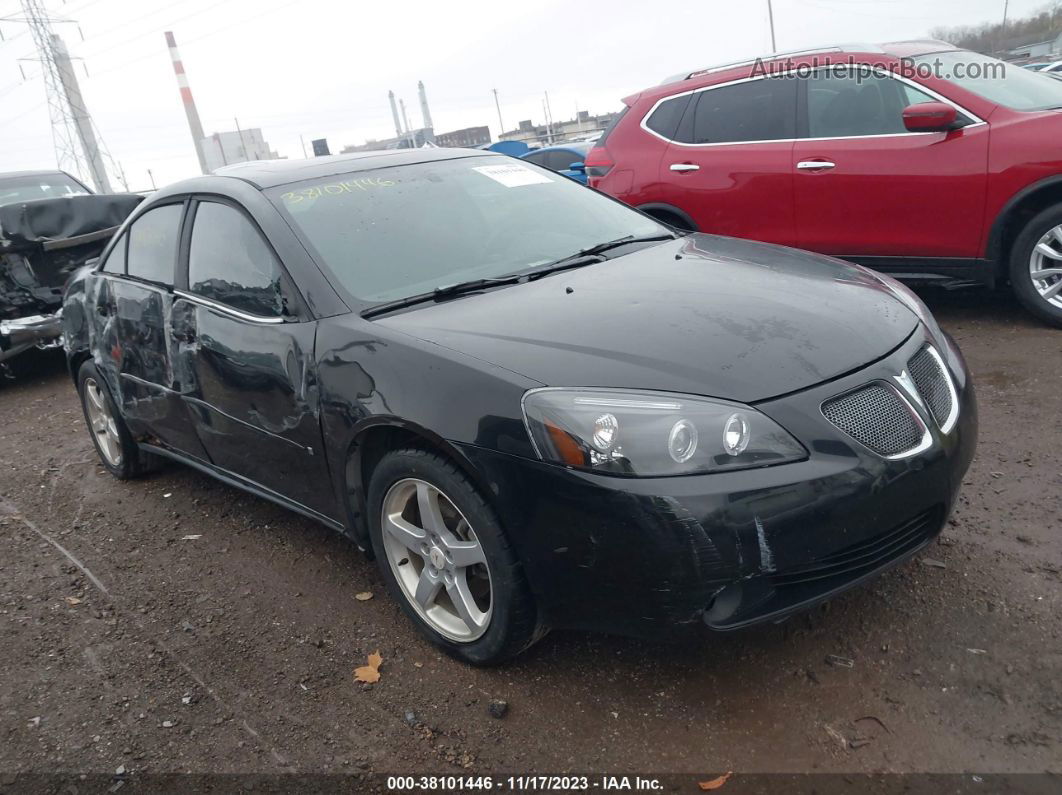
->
[660,43,885,85]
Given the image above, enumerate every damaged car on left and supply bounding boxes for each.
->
[0,170,141,374]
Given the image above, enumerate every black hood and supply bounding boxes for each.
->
[377,234,919,403]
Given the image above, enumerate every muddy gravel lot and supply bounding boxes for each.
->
[0,288,1059,788]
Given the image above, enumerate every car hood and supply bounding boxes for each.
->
[376,234,919,403]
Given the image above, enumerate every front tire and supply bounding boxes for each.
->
[77,361,161,480]
[1009,205,1062,327]
[367,448,541,665]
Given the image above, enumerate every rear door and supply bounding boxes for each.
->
[656,76,798,245]
[106,201,211,460]
[172,197,336,517]
[792,68,989,259]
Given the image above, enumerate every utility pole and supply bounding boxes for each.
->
[767,0,777,53]
[492,88,504,139]
[12,0,113,191]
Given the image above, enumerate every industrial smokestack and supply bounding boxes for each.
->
[418,80,433,130]
[165,31,208,175]
[388,90,402,138]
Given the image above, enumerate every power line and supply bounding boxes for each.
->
[4,0,118,190]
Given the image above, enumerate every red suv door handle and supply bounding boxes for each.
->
[796,159,836,172]
[669,163,700,173]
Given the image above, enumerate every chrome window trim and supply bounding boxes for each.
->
[174,289,284,325]
[640,65,986,149]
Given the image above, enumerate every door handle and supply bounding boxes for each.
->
[796,160,836,171]
[669,163,700,172]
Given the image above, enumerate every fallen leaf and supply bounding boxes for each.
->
[698,772,732,790]
[354,650,383,684]
[355,591,373,601]
[64,596,82,606]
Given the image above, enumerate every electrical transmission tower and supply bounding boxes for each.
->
[8,0,116,191]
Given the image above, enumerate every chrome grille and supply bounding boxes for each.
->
[908,346,953,430]
[822,384,923,457]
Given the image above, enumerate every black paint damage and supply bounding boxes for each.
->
[62,150,977,639]
[1,191,141,366]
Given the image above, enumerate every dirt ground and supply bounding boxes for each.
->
[0,287,1059,787]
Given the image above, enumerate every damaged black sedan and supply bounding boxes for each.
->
[63,150,976,664]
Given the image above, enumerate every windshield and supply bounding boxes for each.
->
[268,156,667,303]
[0,173,90,204]
[916,51,1062,111]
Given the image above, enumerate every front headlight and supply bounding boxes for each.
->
[522,388,806,476]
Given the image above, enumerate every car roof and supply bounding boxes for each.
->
[659,39,959,85]
[0,169,74,181]
[208,147,496,190]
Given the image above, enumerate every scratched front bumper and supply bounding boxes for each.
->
[457,330,977,639]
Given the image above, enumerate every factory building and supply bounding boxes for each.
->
[201,129,279,172]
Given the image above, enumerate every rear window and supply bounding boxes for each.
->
[0,173,89,204]
[644,94,692,140]
[594,107,628,147]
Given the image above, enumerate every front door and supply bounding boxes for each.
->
[172,198,336,518]
[106,201,210,460]
[657,75,798,245]
[792,68,989,259]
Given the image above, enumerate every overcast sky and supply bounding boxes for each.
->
[0,0,1050,189]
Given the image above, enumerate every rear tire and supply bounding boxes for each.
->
[1009,205,1062,328]
[367,448,541,665]
[77,361,162,480]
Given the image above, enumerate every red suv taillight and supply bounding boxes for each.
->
[584,146,614,187]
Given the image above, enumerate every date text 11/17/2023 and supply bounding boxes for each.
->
[385,775,669,791]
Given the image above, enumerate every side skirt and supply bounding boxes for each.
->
[139,443,351,538]
[847,256,996,289]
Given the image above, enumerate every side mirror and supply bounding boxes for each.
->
[569,161,586,173]
[902,102,959,133]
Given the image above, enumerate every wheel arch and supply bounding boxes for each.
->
[987,175,1062,276]
[341,417,497,550]
[635,202,699,232]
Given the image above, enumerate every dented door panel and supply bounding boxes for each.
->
[174,300,336,518]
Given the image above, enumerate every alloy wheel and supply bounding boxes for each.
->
[83,377,123,467]
[1029,225,1062,310]
[380,478,492,642]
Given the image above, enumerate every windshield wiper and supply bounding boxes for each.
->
[361,233,676,319]
[517,233,677,283]
[361,274,526,319]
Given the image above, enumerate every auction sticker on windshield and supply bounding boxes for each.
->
[472,164,554,187]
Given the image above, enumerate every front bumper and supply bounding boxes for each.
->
[0,311,63,363]
[458,329,977,638]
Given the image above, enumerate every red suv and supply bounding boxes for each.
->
[587,40,1062,326]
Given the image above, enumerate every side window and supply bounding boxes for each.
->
[547,150,581,170]
[806,71,930,138]
[101,233,127,274]
[687,78,796,144]
[522,151,550,167]
[127,204,182,285]
[188,201,284,318]
[901,82,938,107]
[644,94,692,140]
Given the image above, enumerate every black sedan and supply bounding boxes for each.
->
[62,149,977,664]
